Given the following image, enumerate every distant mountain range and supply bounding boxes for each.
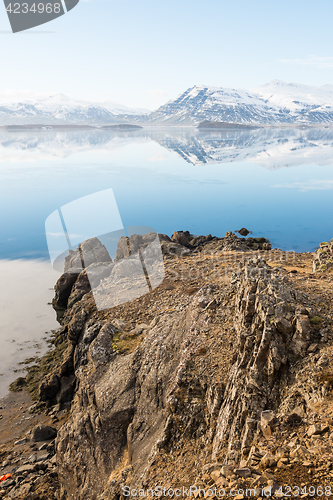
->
[2,81,333,125]
[0,93,149,126]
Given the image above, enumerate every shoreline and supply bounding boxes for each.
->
[1,123,333,131]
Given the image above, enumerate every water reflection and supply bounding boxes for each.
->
[0,126,333,168]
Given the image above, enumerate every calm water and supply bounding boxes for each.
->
[0,259,60,398]
[0,126,333,395]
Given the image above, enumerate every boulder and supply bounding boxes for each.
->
[171,231,192,247]
[79,238,112,268]
[260,410,277,438]
[237,228,250,237]
[32,425,57,442]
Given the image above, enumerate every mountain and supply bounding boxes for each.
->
[2,82,333,126]
[145,81,333,125]
[0,93,149,126]
[255,80,333,122]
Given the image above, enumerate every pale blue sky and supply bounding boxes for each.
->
[1,0,333,109]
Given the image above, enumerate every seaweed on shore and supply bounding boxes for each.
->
[9,328,68,401]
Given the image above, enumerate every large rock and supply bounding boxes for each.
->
[32,425,57,442]
[53,238,113,313]
[171,231,192,247]
[39,373,60,402]
[65,237,112,271]
[52,269,81,310]
[237,227,250,237]
[260,410,277,438]
[67,263,114,309]
[291,314,311,355]
[115,233,167,261]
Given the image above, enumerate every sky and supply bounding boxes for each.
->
[1,0,333,110]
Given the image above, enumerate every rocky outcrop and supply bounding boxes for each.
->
[65,237,112,272]
[23,225,333,500]
[313,239,333,272]
[53,231,272,315]
[53,237,113,315]
[212,257,322,463]
[171,231,193,247]
[169,230,271,253]
[52,269,82,311]
[46,250,333,499]
[5,232,333,500]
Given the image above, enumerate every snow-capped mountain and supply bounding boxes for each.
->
[2,82,333,126]
[0,93,149,125]
[145,85,286,125]
[254,80,333,123]
[145,81,333,125]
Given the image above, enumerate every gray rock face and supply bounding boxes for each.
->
[53,238,113,313]
[39,373,60,402]
[115,233,169,261]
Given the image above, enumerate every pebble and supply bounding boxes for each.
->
[14,438,28,446]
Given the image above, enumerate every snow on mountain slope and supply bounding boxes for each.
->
[146,82,333,125]
[146,85,290,125]
[0,93,149,125]
[255,80,333,112]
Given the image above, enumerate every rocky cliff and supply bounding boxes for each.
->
[2,232,333,500]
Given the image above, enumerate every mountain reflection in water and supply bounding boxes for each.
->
[0,126,333,169]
